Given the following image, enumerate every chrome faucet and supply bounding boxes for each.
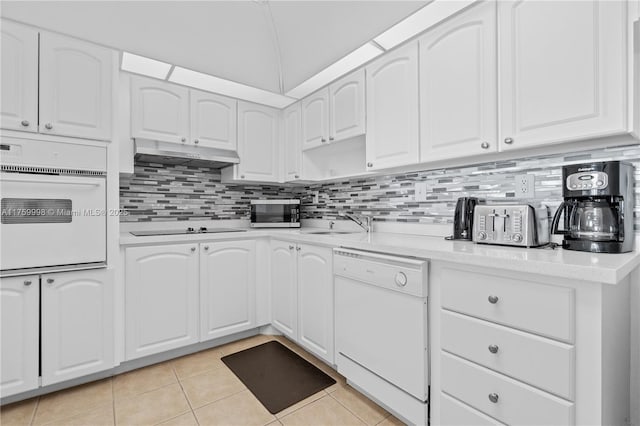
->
[341,212,372,233]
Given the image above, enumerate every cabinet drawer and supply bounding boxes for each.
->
[440,266,574,342]
[440,393,504,426]
[441,352,574,425]
[441,310,574,400]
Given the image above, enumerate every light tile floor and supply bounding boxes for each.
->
[1,335,406,426]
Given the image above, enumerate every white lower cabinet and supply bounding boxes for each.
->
[41,269,114,386]
[431,262,631,426]
[200,240,256,341]
[125,243,199,360]
[0,275,39,397]
[0,268,114,397]
[270,241,334,364]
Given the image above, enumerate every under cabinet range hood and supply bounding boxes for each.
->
[134,139,240,168]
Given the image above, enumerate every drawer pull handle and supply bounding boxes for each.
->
[488,344,499,354]
[488,295,499,304]
[488,393,499,403]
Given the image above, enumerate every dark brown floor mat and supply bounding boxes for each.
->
[221,340,336,414]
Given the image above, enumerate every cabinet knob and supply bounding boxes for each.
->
[488,393,499,403]
[190,247,196,252]
[204,245,209,250]
[367,162,373,168]
[296,246,301,251]
[289,245,295,250]
[504,137,514,145]
[181,137,186,143]
[21,120,30,127]
[194,139,199,144]
[294,175,300,179]
[488,295,499,304]
[329,136,335,141]
[44,123,53,130]
[23,280,32,286]
[240,175,245,179]
[488,344,499,354]
[481,142,490,149]
[46,278,54,284]
[321,138,327,143]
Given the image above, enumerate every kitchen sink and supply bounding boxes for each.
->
[303,230,360,235]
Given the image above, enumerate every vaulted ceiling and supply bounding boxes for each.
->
[1,1,428,94]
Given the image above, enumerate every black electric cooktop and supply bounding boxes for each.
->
[130,227,247,236]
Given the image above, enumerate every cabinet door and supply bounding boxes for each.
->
[131,76,189,144]
[237,101,280,182]
[420,2,497,161]
[39,31,112,140]
[0,20,38,133]
[499,0,626,150]
[302,89,329,150]
[190,90,237,150]
[283,102,302,181]
[200,240,256,341]
[270,240,298,340]
[125,244,199,360]
[366,42,419,170]
[329,69,365,142]
[297,244,334,364]
[41,269,114,386]
[0,275,39,398]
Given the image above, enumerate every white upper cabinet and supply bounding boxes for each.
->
[0,21,38,133]
[283,102,302,181]
[366,42,419,171]
[199,240,256,341]
[234,101,280,182]
[499,0,627,151]
[39,31,112,140]
[302,88,329,150]
[131,76,190,145]
[190,90,237,151]
[419,1,497,162]
[0,275,39,398]
[329,68,365,143]
[41,269,114,386]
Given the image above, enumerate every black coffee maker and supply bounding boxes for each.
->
[551,161,634,253]
[445,197,481,241]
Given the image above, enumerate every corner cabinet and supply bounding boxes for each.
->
[0,275,39,397]
[302,89,330,150]
[419,1,497,161]
[498,0,628,151]
[222,101,280,183]
[125,243,199,360]
[365,42,419,171]
[130,76,190,145]
[283,102,303,182]
[270,241,334,364]
[200,240,256,341]
[41,269,114,386]
[0,20,113,140]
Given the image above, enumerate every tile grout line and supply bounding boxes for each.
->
[169,363,200,426]
[111,379,116,426]
[327,388,383,426]
[28,397,40,426]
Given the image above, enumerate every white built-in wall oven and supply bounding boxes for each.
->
[250,199,300,228]
[0,137,107,275]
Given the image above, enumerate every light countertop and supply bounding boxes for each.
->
[119,227,640,285]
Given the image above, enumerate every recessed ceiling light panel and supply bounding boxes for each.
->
[286,42,384,99]
[374,0,476,50]
[169,67,297,109]
[121,52,172,79]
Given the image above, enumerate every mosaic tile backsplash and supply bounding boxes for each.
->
[120,145,640,229]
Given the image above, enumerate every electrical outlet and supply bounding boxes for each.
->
[415,182,428,202]
[515,174,535,198]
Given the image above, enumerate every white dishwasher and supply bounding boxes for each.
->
[334,248,429,425]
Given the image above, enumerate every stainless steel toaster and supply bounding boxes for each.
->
[472,204,550,247]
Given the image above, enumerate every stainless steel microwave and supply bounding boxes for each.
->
[250,199,300,228]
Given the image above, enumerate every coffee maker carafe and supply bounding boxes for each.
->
[551,161,634,253]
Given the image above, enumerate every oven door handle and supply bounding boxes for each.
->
[1,175,103,186]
